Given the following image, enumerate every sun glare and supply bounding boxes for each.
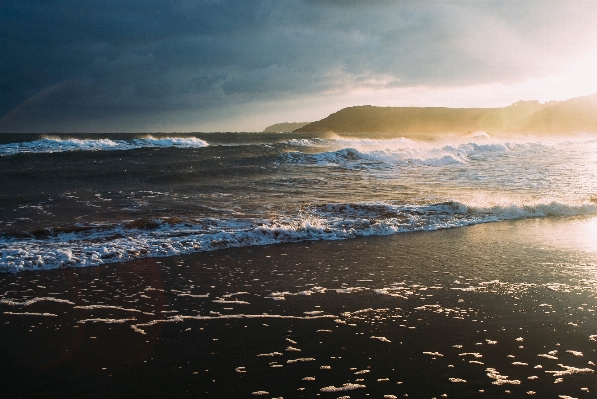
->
[529,50,597,103]
[578,217,597,253]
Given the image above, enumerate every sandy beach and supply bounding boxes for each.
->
[1,216,596,398]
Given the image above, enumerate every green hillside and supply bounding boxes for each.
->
[292,95,597,137]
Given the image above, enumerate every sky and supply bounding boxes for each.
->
[2,0,597,133]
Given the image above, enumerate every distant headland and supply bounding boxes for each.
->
[262,122,310,133]
[265,92,597,137]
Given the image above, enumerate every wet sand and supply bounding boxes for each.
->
[1,217,596,398]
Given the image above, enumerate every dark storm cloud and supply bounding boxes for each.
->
[1,0,596,132]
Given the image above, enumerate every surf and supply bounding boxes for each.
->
[0,135,209,156]
[2,199,596,273]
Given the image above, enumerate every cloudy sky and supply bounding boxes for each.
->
[2,0,597,133]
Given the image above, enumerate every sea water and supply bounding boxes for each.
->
[1,132,597,272]
[1,132,597,398]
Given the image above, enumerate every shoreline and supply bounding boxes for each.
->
[1,217,596,398]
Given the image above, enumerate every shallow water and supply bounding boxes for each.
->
[1,217,596,398]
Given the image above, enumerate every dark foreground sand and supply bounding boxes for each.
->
[1,217,596,398]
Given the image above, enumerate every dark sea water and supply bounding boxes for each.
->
[1,132,597,272]
[1,133,597,398]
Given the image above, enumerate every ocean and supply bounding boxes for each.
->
[1,132,597,398]
[1,132,596,272]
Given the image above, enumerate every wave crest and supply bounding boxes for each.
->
[2,200,596,273]
[0,136,208,156]
[285,142,517,168]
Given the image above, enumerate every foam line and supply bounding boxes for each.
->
[2,200,596,272]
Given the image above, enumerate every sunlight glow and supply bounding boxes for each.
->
[319,50,597,115]
[189,52,597,133]
[577,217,597,253]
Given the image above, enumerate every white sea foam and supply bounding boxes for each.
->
[78,318,137,324]
[2,199,597,272]
[129,313,337,334]
[545,364,594,377]
[538,353,559,360]
[283,138,329,146]
[285,147,464,168]
[212,298,250,305]
[286,358,315,363]
[74,304,142,313]
[0,136,208,156]
[283,138,534,168]
[320,383,366,392]
[565,350,583,357]
[140,136,209,148]
[3,311,58,317]
[485,368,521,385]
[0,297,75,306]
[460,353,483,359]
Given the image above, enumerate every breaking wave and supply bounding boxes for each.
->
[283,139,532,168]
[0,136,209,156]
[283,138,330,146]
[2,200,596,273]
